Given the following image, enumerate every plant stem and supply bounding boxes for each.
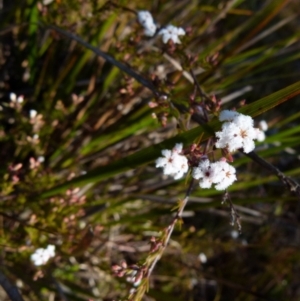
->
[243,151,300,197]
[146,179,195,278]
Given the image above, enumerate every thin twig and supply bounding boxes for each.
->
[222,191,242,233]
[42,24,165,99]
[146,179,195,278]
[190,69,211,104]
[243,151,300,197]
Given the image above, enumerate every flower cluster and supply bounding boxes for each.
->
[137,10,157,37]
[193,159,236,190]
[155,144,237,190]
[137,11,185,44]
[155,111,267,190]
[215,110,265,153]
[31,244,56,266]
[155,143,188,179]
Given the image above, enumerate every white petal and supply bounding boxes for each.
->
[156,157,167,168]
[137,11,154,25]
[173,143,183,153]
[241,138,255,153]
[233,114,253,129]
[177,27,185,35]
[199,178,213,189]
[161,149,172,157]
[255,129,265,142]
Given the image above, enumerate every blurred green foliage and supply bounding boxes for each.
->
[1,0,300,300]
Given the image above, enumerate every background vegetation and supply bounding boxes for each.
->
[1,0,300,300]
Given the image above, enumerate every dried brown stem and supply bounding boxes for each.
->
[41,23,165,99]
[223,191,242,233]
[146,178,195,278]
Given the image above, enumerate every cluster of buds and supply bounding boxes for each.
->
[8,163,23,184]
[149,236,163,253]
[112,261,144,287]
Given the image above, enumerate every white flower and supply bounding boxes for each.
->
[215,110,264,153]
[137,10,157,37]
[213,161,237,190]
[192,159,236,190]
[31,245,55,266]
[192,159,215,188]
[215,122,244,152]
[156,143,188,180]
[158,25,185,44]
[137,11,153,26]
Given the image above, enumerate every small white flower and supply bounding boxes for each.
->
[137,10,157,37]
[158,25,185,44]
[192,159,236,190]
[156,143,188,180]
[215,110,265,153]
[213,161,237,190]
[215,122,244,152]
[192,159,215,188]
[137,11,153,26]
[31,244,56,266]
